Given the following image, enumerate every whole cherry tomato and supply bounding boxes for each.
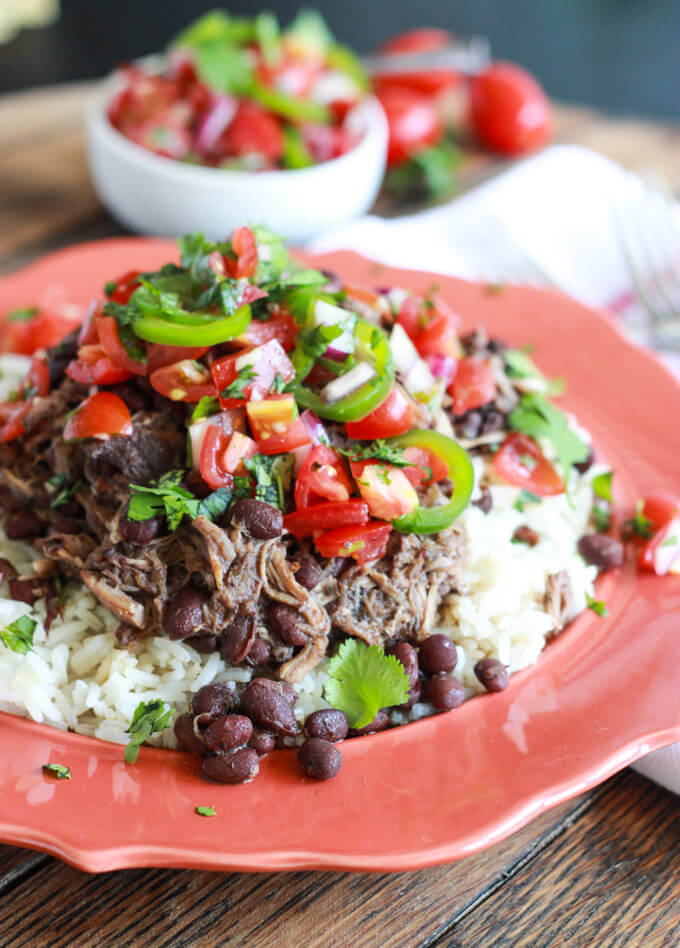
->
[469,62,552,156]
[376,86,443,166]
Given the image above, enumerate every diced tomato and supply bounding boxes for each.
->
[0,400,31,443]
[246,395,311,455]
[95,315,147,376]
[220,102,284,162]
[27,356,50,397]
[63,392,132,441]
[212,340,295,408]
[149,359,216,403]
[351,460,418,521]
[397,296,426,338]
[283,500,370,538]
[66,345,134,386]
[233,312,299,352]
[107,270,143,305]
[147,344,210,373]
[300,123,351,162]
[414,314,461,360]
[401,446,449,488]
[295,445,353,508]
[314,521,393,565]
[200,427,257,490]
[493,432,564,496]
[376,85,443,166]
[345,386,414,440]
[231,226,258,279]
[637,497,680,575]
[448,357,496,415]
[2,306,81,356]
[78,301,99,347]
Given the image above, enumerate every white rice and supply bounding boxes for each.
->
[0,355,600,751]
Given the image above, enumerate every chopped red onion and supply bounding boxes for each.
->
[195,94,237,154]
[426,354,458,386]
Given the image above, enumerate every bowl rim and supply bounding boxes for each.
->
[85,69,388,187]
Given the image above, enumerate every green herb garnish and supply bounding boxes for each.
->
[191,396,220,423]
[47,474,82,510]
[586,593,609,617]
[342,439,411,468]
[6,306,38,323]
[195,805,217,817]
[243,453,294,510]
[504,349,565,396]
[508,393,589,487]
[513,489,541,512]
[592,471,613,504]
[220,365,257,400]
[324,639,410,729]
[0,615,36,654]
[623,499,654,540]
[124,700,173,764]
[42,763,71,780]
[384,139,461,201]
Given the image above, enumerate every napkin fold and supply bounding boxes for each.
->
[310,144,680,794]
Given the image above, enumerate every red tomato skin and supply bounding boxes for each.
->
[345,386,414,439]
[314,521,393,565]
[0,401,31,443]
[469,62,552,156]
[63,392,132,441]
[28,356,51,397]
[220,102,284,162]
[639,497,678,534]
[2,308,80,356]
[376,86,443,166]
[448,357,496,415]
[212,340,295,408]
[637,497,680,573]
[375,29,462,97]
[493,432,565,496]
[149,360,216,403]
[401,446,449,487]
[95,316,147,376]
[66,345,134,386]
[397,296,426,338]
[283,500,370,538]
[108,270,143,305]
[199,426,235,490]
[414,314,460,360]
[147,344,209,373]
[295,445,352,509]
[233,313,299,352]
[231,226,258,279]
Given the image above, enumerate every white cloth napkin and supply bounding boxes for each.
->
[310,144,680,793]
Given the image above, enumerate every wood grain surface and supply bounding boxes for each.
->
[1,82,680,948]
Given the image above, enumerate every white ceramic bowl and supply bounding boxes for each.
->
[85,75,388,244]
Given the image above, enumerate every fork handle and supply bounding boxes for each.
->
[360,36,491,77]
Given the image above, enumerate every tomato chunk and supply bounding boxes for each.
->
[150,359,216,403]
[246,395,312,455]
[28,356,51,398]
[107,270,143,305]
[314,521,393,565]
[448,357,496,415]
[0,400,31,443]
[212,340,295,408]
[351,460,418,521]
[283,500,370,538]
[401,446,449,488]
[231,226,258,279]
[233,312,299,352]
[414,314,461,360]
[493,432,565,496]
[200,426,257,490]
[95,315,147,376]
[66,345,134,386]
[147,344,210,373]
[637,497,680,576]
[295,445,352,508]
[63,392,132,441]
[345,386,414,440]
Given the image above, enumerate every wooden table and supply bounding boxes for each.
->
[1,84,680,948]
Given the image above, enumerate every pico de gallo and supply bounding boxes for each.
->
[108,10,368,170]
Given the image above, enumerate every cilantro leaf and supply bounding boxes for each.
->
[195,805,217,817]
[47,474,81,510]
[513,489,542,512]
[6,306,38,323]
[623,499,654,539]
[504,349,565,396]
[197,488,233,522]
[124,699,173,764]
[384,139,460,200]
[586,593,609,617]
[592,471,613,504]
[342,439,410,468]
[508,393,589,486]
[194,39,255,96]
[191,396,220,423]
[243,453,294,510]
[0,615,36,654]
[128,470,200,531]
[102,300,148,363]
[42,763,71,780]
[297,324,343,361]
[220,365,257,400]
[324,639,410,729]
[592,503,612,532]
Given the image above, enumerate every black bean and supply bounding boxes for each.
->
[57,500,83,519]
[424,673,465,711]
[474,658,509,693]
[350,710,390,737]
[418,634,457,675]
[472,484,493,514]
[246,636,272,667]
[456,410,483,440]
[221,612,256,664]
[191,683,236,718]
[512,525,539,547]
[109,381,151,414]
[298,738,342,780]
[203,714,253,753]
[4,510,45,540]
[231,498,283,539]
[186,634,219,654]
[291,554,321,590]
[239,678,298,735]
[201,748,260,784]
[250,728,276,757]
[268,603,307,647]
[385,641,419,687]
[119,502,161,545]
[0,487,28,512]
[305,709,350,743]
[481,407,505,433]
[174,713,207,756]
[577,533,624,570]
[51,518,82,535]
[574,448,595,474]
[398,676,422,710]
[163,585,206,640]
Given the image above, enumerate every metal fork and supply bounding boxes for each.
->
[612,173,680,348]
